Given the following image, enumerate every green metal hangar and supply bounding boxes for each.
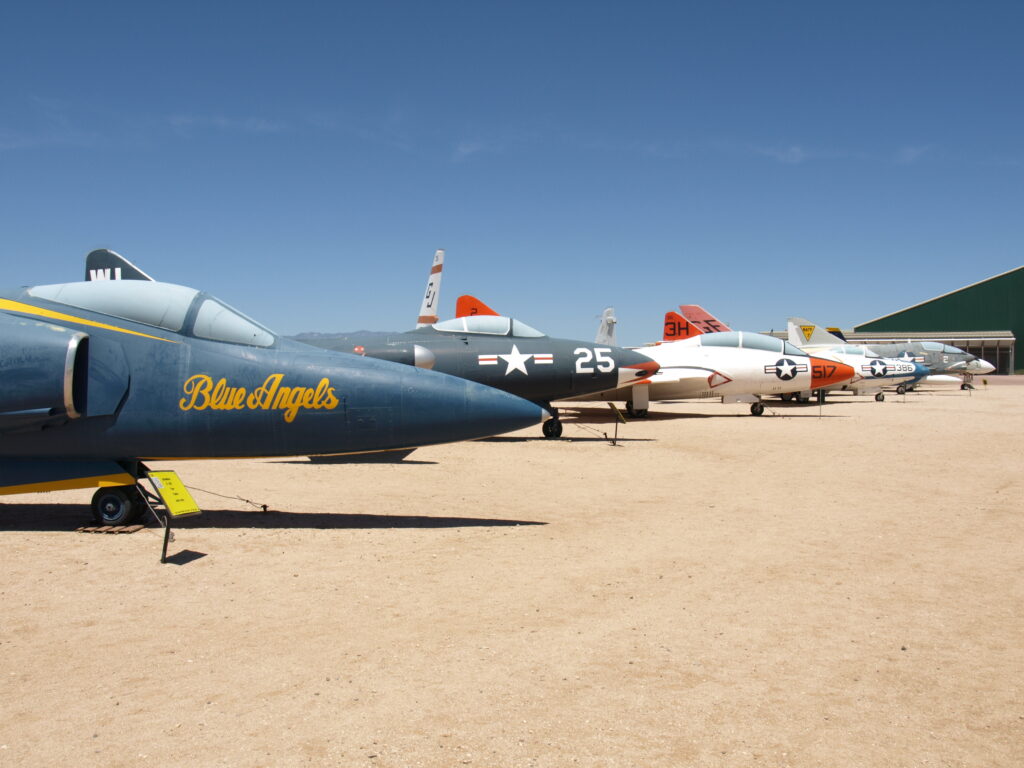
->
[852,266,1022,375]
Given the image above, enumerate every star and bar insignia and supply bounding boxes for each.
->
[764,357,807,381]
[477,345,554,376]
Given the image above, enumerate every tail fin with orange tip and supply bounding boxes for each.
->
[677,305,732,333]
[663,311,702,342]
[416,249,445,327]
[455,295,500,318]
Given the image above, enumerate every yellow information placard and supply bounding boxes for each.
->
[147,471,202,517]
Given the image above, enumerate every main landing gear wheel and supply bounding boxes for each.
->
[542,419,563,439]
[625,402,649,418]
[781,393,793,402]
[750,402,765,416]
[92,485,145,526]
[896,384,907,395]
[875,392,885,402]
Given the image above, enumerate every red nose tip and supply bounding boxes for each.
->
[810,357,856,387]
[626,360,660,380]
[617,359,659,387]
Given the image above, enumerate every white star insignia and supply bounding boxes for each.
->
[777,359,795,379]
[499,344,533,375]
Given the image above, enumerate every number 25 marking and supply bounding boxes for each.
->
[575,347,615,374]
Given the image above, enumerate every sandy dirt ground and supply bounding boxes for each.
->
[1,381,1022,767]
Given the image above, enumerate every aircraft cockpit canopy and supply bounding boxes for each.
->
[27,281,276,347]
[699,331,807,357]
[921,341,966,355]
[837,344,883,359]
[432,316,546,338]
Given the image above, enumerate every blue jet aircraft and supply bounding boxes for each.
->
[85,250,659,439]
[0,276,546,524]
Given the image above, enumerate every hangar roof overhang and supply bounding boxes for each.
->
[855,265,1024,328]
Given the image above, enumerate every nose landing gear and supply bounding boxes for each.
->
[542,418,563,439]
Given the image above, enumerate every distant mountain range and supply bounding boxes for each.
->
[289,330,396,341]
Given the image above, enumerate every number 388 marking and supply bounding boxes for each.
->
[575,347,615,374]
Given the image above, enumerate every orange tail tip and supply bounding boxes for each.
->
[678,305,732,333]
[810,357,856,388]
[455,295,500,318]
[663,311,701,342]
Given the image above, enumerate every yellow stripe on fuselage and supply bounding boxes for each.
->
[0,298,178,343]
[0,473,137,496]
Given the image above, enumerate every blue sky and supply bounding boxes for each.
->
[2,1,1021,345]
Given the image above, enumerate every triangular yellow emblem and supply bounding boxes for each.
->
[800,325,815,342]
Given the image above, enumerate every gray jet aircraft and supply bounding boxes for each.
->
[790,319,994,389]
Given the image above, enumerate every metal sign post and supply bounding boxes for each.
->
[607,403,627,446]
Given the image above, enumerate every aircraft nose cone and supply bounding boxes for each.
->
[810,357,856,388]
[617,357,660,387]
[398,367,544,444]
[413,344,436,370]
[970,358,996,374]
[913,362,930,379]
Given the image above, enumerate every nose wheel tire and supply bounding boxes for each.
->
[750,402,765,416]
[875,392,885,402]
[92,485,145,526]
[542,419,563,439]
[896,384,907,395]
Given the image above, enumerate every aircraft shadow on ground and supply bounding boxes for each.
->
[0,504,546,532]
[482,435,654,443]
[561,405,849,422]
[270,459,439,466]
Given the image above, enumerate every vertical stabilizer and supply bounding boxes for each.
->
[677,305,731,333]
[416,249,445,327]
[663,311,702,342]
[455,295,500,318]
[595,307,617,345]
[85,249,155,281]
[788,317,845,347]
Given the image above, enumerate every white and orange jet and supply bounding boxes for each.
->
[575,309,856,416]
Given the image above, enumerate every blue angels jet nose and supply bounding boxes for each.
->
[393,364,546,445]
[298,355,546,457]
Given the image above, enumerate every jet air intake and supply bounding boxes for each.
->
[0,318,87,421]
